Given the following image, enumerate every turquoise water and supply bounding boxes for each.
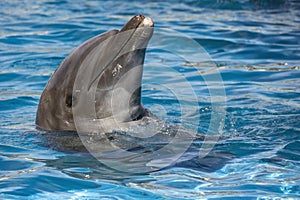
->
[1,0,300,199]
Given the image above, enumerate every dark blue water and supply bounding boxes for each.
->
[1,0,300,199]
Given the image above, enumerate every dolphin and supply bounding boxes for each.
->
[35,14,234,173]
[36,14,155,132]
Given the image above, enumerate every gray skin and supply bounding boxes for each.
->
[36,15,154,131]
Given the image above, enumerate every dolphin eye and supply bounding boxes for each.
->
[65,94,72,107]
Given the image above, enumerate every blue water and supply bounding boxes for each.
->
[1,0,300,199]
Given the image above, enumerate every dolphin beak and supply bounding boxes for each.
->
[120,14,154,32]
[86,14,154,91]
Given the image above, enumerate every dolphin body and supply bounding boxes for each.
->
[36,15,234,172]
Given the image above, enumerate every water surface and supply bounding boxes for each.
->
[0,0,299,199]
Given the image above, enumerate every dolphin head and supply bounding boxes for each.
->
[36,14,154,131]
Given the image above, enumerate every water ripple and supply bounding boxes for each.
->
[0,0,299,199]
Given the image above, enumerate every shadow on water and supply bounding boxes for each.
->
[33,130,236,178]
